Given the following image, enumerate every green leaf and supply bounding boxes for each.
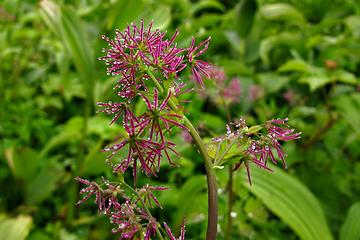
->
[25,161,64,204]
[0,215,33,240]
[236,167,333,240]
[340,202,360,240]
[106,0,145,30]
[40,1,96,104]
[4,147,41,180]
[235,0,257,37]
[299,75,329,91]
[140,5,171,30]
[174,175,207,227]
[278,59,311,73]
[191,0,225,16]
[259,32,303,66]
[246,125,263,134]
[345,15,360,38]
[258,72,290,93]
[259,3,306,28]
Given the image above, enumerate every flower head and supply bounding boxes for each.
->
[186,37,212,88]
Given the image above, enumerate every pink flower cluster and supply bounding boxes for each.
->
[97,21,214,182]
[214,118,301,185]
[99,20,211,100]
[206,66,242,104]
[76,177,178,239]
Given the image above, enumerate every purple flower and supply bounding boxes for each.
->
[111,201,141,239]
[223,77,241,104]
[97,101,126,125]
[265,118,302,141]
[187,37,212,88]
[139,89,187,143]
[137,184,168,209]
[164,221,186,240]
[208,66,226,83]
[75,177,123,214]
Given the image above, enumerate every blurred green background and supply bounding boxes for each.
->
[1,0,360,239]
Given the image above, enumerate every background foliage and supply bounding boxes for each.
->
[1,0,360,239]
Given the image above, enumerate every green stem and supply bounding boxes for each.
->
[121,182,165,240]
[67,93,91,225]
[146,70,218,240]
[225,166,233,240]
[223,102,233,240]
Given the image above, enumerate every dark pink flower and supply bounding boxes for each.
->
[97,101,126,125]
[187,37,212,88]
[139,89,187,143]
[164,221,186,240]
[208,66,226,83]
[137,184,168,209]
[265,118,302,141]
[223,77,241,104]
[75,177,123,214]
[111,201,141,239]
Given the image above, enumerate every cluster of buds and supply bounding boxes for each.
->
[212,118,301,185]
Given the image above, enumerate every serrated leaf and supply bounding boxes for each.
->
[340,202,360,240]
[236,167,333,240]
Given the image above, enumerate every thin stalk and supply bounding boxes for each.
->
[146,70,218,240]
[67,96,91,225]
[225,166,233,240]
[223,103,233,240]
[121,182,165,240]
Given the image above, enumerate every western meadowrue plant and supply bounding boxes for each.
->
[76,20,301,240]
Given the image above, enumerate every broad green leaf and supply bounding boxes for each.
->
[259,32,303,66]
[80,140,108,176]
[259,3,306,28]
[140,5,171,30]
[235,0,257,37]
[4,147,40,180]
[106,0,145,30]
[0,215,33,240]
[200,113,226,132]
[330,69,358,85]
[236,167,333,240]
[25,161,64,204]
[278,59,311,73]
[299,75,329,91]
[191,0,225,16]
[340,202,360,240]
[174,175,207,228]
[345,15,360,38]
[258,72,290,93]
